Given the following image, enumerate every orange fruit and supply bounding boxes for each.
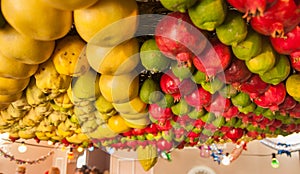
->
[40,0,98,10]
[107,114,131,133]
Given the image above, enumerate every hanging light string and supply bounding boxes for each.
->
[0,147,54,165]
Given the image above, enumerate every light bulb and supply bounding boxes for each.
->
[271,153,279,168]
[88,146,94,152]
[221,153,231,166]
[77,146,84,153]
[18,143,27,153]
[47,140,54,145]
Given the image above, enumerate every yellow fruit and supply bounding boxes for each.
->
[40,0,98,10]
[34,59,71,94]
[86,38,140,75]
[0,91,23,104]
[113,96,147,115]
[0,24,55,64]
[0,76,29,95]
[1,0,72,41]
[99,71,139,103]
[286,74,300,101]
[123,116,150,129]
[52,35,90,77]
[86,123,117,139]
[120,112,149,120]
[107,114,131,133]
[73,0,138,44]
[0,51,38,79]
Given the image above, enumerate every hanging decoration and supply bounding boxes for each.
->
[260,139,300,156]
[0,147,54,165]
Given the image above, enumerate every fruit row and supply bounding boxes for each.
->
[0,0,299,153]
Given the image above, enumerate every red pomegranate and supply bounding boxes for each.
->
[253,83,286,111]
[184,85,213,110]
[289,51,300,71]
[155,12,207,66]
[239,74,270,98]
[250,0,300,38]
[270,25,300,55]
[192,38,232,78]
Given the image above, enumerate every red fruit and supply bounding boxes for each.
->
[271,119,283,128]
[225,128,244,142]
[270,26,300,55]
[246,130,260,139]
[156,139,174,151]
[278,95,297,115]
[194,119,206,129]
[250,0,300,37]
[131,128,146,136]
[254,83,286,111]
[281,123,297,133]
[217,57,252,84]
[193,38,232,77]
[219,126,231,133]
[144,124,159,135]
[184,86,212,109]
[156,118,172,131]
[289,103,300,118]
[227,0,276,18]
[160,70,197,101]
[204,93,231,115]
[149,103,174,120]
[259,117,274,129]
[222,106,239,119]
[252,114,264,122]
[289,51,300,71]
[155,12,207,66]
[239,74,270,97]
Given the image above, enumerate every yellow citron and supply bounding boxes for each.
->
[52,35,90,77]
[123,116,150,129]
[73,0,138,44]
[40,0,98,10]
[286,74,300,101]
[113,96,147,115]
[99,71,139,103]
[0,24,55,64]
[0,77,30,95]
[1,0,72,41]
[86,38,140,75]
[0,51,38,79]
[107,114,131,133]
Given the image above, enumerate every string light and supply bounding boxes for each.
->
[77,146,84,153]
[271,153,280,168]
[47,140,54,146]
[88,146,94,152]
[18,142,27,153]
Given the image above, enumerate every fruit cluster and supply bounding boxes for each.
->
[0,0,299,161]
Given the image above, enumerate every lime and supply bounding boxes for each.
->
[171,61,195,80]
[140,39,172,73]
[139,78,162,104]
[286,74,300,101]
[160,0,197,13]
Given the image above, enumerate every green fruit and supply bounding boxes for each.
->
[253,106,267,115]
[262,109,276,120]
[94,95,114,114]
[171,99,192,116]
[212,116,225,128]
[188,0,227,31]
[259,54,291,85]
[187,107,206,119]
[171,61,195,80]
[200,112,216,123]
[139,78,162,104]
[192,70,207,84]
[245,40,276,75]
[238,102,256,114]
[231,92,251,107]
[140,39,171,73]
[159,0,197,13]
[225,117,237,127]
[202,129,214,136]
[216,10,248,46]
[219,84,238,98]
[156,93,175,108]
[72,69,100,100]
[232,29,263,61]
[233,118,243,128]
[201,77,224,94]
